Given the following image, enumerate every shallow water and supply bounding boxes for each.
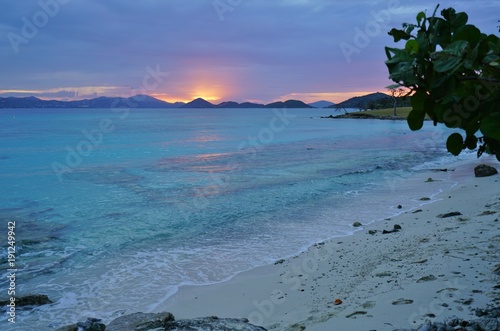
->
[0,108,473,329]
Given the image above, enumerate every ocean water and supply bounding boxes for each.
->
[0,108,473,329]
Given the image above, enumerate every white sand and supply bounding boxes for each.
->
[158,157,500,331]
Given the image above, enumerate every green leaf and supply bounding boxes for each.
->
[432,40,468,72]
[484,54,500,67]
[441,8,456,21]
[465,135,478,150]
[451,12,468,29]
[429,17,451,47]
[480,113,500,140]
[407,109,425,131]
[410,91,427,113]
[451,24,481,47]
[446,133,464,156]
[405,40,419,54]
[417,11,426,26]
[388,28,411,42]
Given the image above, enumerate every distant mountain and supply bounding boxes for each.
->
[182,98,214,108]
[217,101,240,108]
[308,100,335,108]
[0,95,179,108]
[171,101,186,108]
[264,100,313,108]
[239,102,265,108]
[328,92,390,109]
[2,95,380,110]
[216,101,265,108]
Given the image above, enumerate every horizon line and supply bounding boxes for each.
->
[0,91,392,106]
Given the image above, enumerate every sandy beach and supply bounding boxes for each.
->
[159,157,500,331]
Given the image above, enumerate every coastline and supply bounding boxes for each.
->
[322,113,409,120]
[156,157,500,330]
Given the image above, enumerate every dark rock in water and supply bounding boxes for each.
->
[397,205,402,209]
[352,221,362,227]
[437,211,462,218]
[430,168,449,172]
[107,312,174,331]
[0,294,52,307]
[368,230,377,235]
[164,316,267,330]
[77,318,106,331]
[474,164,498,177]
[55,325,78,331]
[393,224,402,230]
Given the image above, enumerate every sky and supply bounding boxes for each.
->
[0,0,498,104]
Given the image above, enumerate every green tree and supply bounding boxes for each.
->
[388,87,406,116]
[385,6,500,160]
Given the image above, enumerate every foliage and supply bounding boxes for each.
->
[385,5,500,160]
[388,87,407,116]
[366,95,409,110]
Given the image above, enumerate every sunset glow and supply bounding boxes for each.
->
[1,1,496,104]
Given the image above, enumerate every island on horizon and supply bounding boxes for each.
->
[0,92,403,110]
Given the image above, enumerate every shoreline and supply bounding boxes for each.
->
[156,157,500,330]
[322,113,408,120]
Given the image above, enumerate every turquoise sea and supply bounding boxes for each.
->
[0,108,473,329]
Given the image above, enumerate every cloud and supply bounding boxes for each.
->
[0,0,497,103]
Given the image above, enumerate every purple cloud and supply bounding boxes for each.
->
[0,0,497,103]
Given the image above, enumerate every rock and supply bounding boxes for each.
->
[426,178,434,182]
[420,197,431,201]
[345,311,367,318]
[475,308,488,317]
[397,205,403,209]
[392,298,414,305]
[368,230,377,235]
[417,323,432,331]
[382,224,401,234]
[164,316,267,330]
[417,275,437,283]
[55,325,78,331]
[476,317,498,331]
[91,323,106,331]
[375,271,392,277]
[77,318,106,331]
[352,221,362,227]
[0,294,52,307]
[474,164,498,177]
[288,323,306,331]
[437,211,462,218]
[107,312,174,331]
